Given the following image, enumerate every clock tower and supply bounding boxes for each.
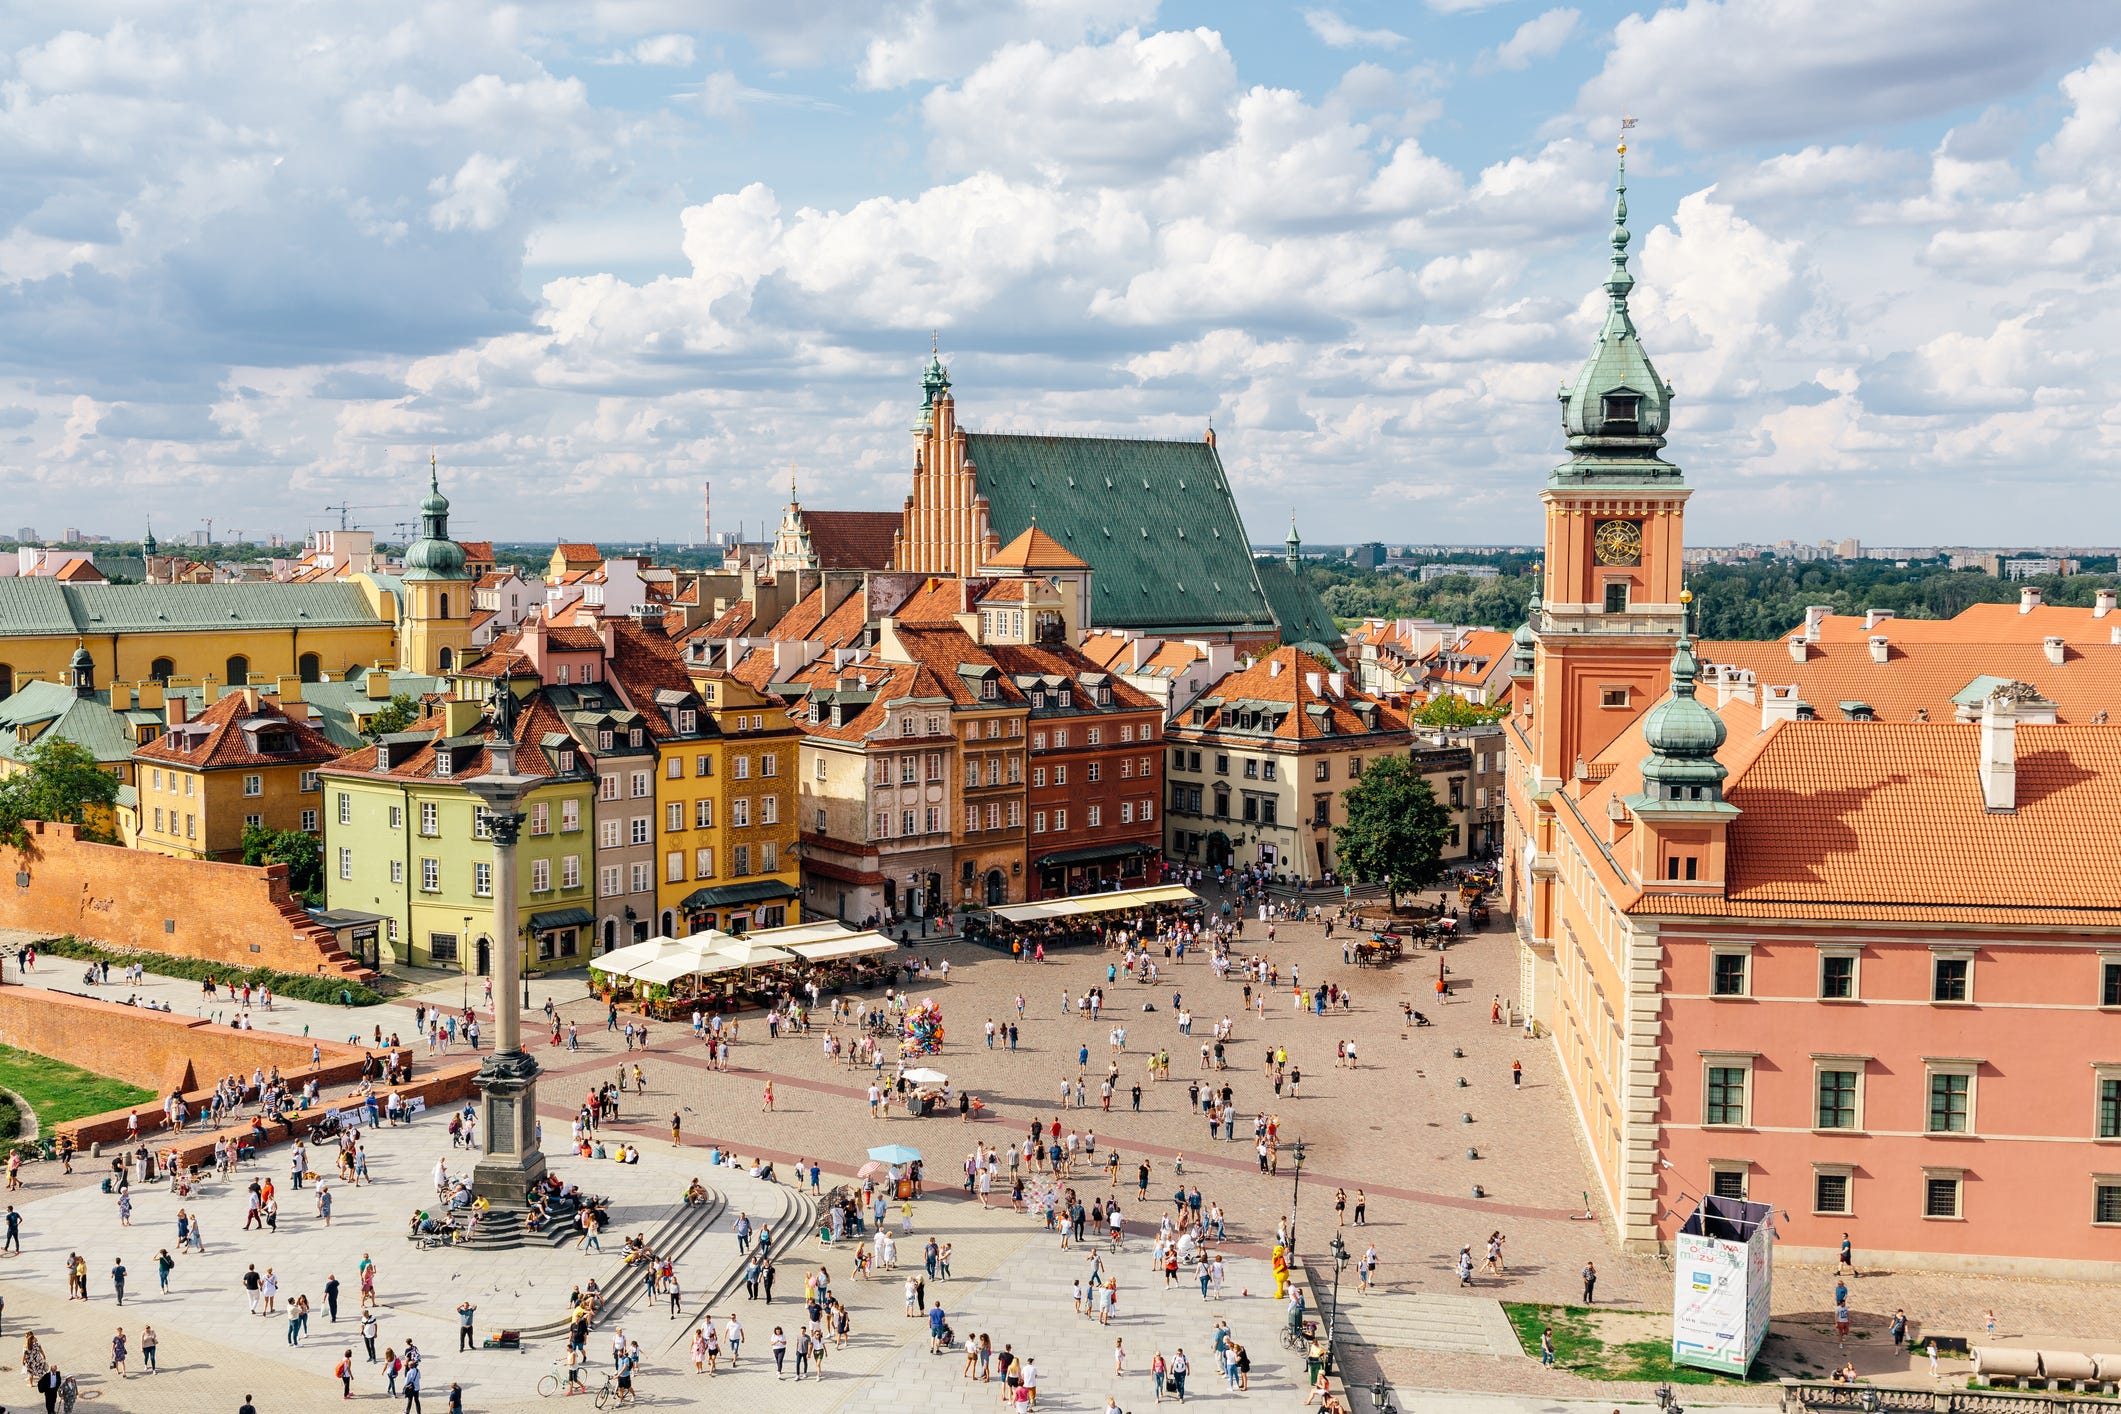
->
[1528,140,1690,788]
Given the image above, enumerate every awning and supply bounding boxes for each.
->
[680,880,801,911]
[529,906,594,931]
[746,920,858,948]
[785,933,897,962]
[1036,841,1157,869]
[988,883,1199,925]
[630,953,742,984]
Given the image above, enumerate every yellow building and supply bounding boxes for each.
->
[131,684,338,862]
[395,462,476,676]
[666,669,800,932]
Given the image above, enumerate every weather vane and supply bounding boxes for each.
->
[1620,114,1637,154]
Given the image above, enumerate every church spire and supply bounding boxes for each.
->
[1284,513,1301,570]
[1554,133,1677,481]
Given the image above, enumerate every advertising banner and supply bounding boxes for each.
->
[1670,1195,1774,1375]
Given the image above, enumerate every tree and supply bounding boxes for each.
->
[361,693,421,740]
[0,736,122,847]
[240,822,324,897]
[1332,755,1453,908]
[1412,694,1508,728]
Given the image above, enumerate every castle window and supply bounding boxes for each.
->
[1602,392,1640,431]
[151,657,177,684]
[225,655,249,687]
[1603,582,1629,614]
[439,593,451,620]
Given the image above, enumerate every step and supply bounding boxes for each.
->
[518,1190,727,1341]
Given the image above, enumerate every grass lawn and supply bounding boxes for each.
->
[1504,1302,1749,1385]
[0,1045,156,1128]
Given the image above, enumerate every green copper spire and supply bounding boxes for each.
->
[402,452,467,581]
[920,331,951,411]
[1638,591,1728,801]
[1553,139,1679,488]
[1284,513,1301,569]
[142,519,157,558]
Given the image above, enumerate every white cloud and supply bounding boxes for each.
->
[1486,9,1578,72]
[631,33,696,65]
[429,154,521,232]
[1579,0,2121,148]
[924,29,1239,183]
[1302,9,1406,49]
[859,0,1156,88]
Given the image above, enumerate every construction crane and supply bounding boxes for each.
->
[321,503,393,532]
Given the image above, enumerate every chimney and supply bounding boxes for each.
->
[277,675,305,702]
[2020,586,2042,614]
[1305,671,1321,695]
[201,677,221,705]
[1979,693,2018,812]
[1787,635,1810,663]
[1328,671,1346,697]
[166,694,188,727]
[242,686,260,713]
[598,616,617,659]
[2043,635,2066,666]
[1868,635,1889,664]
[1269,659,1283,679]
[2096,589,2117,619]
[1864,608,1895,630]
[1761,686,1806,727]
[1714,666,1755,707]
[364,667,392,701]
[1803,604,1832,639]
[110,684,133,712]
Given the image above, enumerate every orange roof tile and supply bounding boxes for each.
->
[1697,638,2121,725]
[1180,646,1406,741]
[554,543,601,564]
[53,559,106,582]
[801,510,902,571]
[984,525,1090,571]
[1807,601,2121,646]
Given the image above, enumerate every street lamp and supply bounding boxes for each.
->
[1370,1378,1394,1414]
[520,919,533,1010]
[1655,1384,1682,1414]
[1327,1232,1351,1358]
[1287,1137,1309,1254]
[460,914,472,1011]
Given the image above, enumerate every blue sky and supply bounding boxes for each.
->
[3,1,2120,549]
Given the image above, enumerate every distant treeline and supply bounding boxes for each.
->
[1310,557,2121,642]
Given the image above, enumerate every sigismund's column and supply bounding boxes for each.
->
[466,691,548,1205]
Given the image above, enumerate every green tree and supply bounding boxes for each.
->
[239,822,324,897]
[361,693,422,740]
[1332,755,1453,908]
[0,737,122,847]
[1412,694,1508,727]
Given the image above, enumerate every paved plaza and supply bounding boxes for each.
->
[0,885,2112,1410]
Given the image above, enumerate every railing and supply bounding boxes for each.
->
[1781,1382,2119,1414]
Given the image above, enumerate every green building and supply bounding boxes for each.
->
[321,687,596,975]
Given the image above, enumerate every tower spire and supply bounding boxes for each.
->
[1606,137,1634,309]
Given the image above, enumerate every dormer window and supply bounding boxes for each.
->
[557,749,576,773]
[980,679,997,701]
[1602,391,1640,432]
[598,730,613,751]
[628,728,642,748]
[677,710,697,734]
[435,751,454,778]
[1031,691,1046,709]
[1056,689,1072,708]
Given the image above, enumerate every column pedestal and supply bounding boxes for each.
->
[471,1048,548,1205]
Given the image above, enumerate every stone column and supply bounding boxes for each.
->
[467,749,548,1206]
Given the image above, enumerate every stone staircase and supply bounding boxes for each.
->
[660,1176,817,1352]
[1303,1268,1523,1357]
[516,1187,730,1342]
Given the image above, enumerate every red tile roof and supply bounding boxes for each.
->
[1807,601,2121,646]
[1182,646,1406,741]
[134,690,341,770]
[554,543,601,564]
[801,511,902,571]
[53,559,106,582]
[982,642,1159,712]
[321,691,579,782]
[1697,638,2121,724]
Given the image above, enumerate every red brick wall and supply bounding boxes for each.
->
[2,821,368,979]
[0,986,478,1158]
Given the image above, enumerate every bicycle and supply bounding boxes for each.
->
[538,1360,595,1398]
[593,1371,637,1408]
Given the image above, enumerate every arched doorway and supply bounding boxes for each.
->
[660,909,675,936]
[1206,830,1233,867]
[985,869,1006,905]
[883,879,897,915]
[475,936,491,976]
[602,918,617,952]
[298,652,321,683]
[149,657,176,685]
[225,655,249,688]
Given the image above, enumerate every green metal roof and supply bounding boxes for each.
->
[0,578,386,637]
[963,434,1280,634]
[1253,558,1342,651]
[679,879,800,910]
[0,682,191,766]
[299,671,445,749]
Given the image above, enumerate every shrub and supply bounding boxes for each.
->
[31,936,384,1007]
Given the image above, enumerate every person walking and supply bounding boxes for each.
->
[1540,1327,1556,1367]
[1838,1233,1856,1277]
[111,1327,128,1380]
[363,1312,380,1362]
[110,1257,127,1307]
[1511,1060,1522,1088]
[140,1324,157,1375]
[458,1301,478,1350]
[1581,1261,1597,1303]
[403,1359,424,1413]
[156,1248,174,1293]
[337,1349,356,1399]
[325,1274,341,1323]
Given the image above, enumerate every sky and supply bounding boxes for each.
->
[4,1,2121,551]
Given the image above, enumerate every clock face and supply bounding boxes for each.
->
[1593,519,1643,566]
